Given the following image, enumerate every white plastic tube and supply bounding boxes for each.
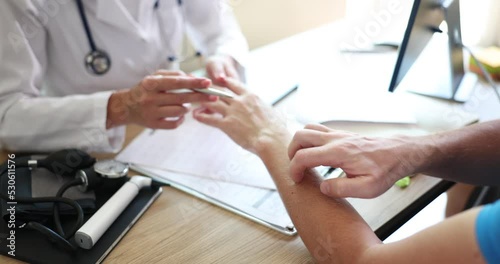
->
[75,176,152,249]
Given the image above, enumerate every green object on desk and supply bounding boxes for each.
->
[468,46,500,81]
[395,176,411,189]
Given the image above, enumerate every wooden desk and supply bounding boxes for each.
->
[0,125,453,264]
[2,22,499,264]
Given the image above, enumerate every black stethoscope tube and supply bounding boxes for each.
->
[75,0,111,75]
[75,0,97,53]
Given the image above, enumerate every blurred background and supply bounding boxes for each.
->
[181,0,499,72]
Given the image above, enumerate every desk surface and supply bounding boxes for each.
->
[2,21,499,263]
[0,125,449,264]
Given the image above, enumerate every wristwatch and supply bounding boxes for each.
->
[77,159,129,191]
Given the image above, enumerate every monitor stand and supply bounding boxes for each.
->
[400,0,477,103]
[452,72,478,102]
[397,31,478,102]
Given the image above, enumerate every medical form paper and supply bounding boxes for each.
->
[116,115,276,190]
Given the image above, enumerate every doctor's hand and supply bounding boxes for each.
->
[288,125,429,199]
[205,55,240,87]
[106,70,217,129]
[192,77,290,153]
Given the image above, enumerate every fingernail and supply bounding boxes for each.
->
[320,183,330,195]
[208,95,218,101]
[201,79,211,86]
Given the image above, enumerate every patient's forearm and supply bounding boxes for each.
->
[418,120,500,185]
[255,136,486,264]
[256,141,381,263]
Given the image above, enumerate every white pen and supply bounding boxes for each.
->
[193,87,234,98]
[149,87,233,135]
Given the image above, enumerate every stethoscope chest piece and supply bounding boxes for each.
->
[85,50,111,75]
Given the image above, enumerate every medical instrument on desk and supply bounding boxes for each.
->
[0,149,96,251]
[77,159,129,192]
[0,149,165,251]
[75,0,202,75]
[75,161,165,250]
[75,176,158,249]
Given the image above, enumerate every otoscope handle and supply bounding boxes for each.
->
[75,176,152,249]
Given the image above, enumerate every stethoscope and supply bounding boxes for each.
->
[76,0,202,76]
[76,0,111,75]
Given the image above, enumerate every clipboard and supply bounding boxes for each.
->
[131,165,297,236]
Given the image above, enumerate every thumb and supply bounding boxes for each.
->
[320,176,383,199]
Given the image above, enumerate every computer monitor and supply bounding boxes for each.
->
[388,0,477,102]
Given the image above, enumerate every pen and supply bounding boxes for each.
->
[149,87,233,135]
[193,87,234,98]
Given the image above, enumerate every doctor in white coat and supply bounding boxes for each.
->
[0,0,248,153]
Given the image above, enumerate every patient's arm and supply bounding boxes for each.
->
[419,120,500,185]
[259,141,484,263]
[192,78,486,263]
[287,120,500,199]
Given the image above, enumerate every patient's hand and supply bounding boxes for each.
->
[288,125,425,198]
[192,77,290,154]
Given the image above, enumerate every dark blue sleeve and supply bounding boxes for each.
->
[475,199,500,264]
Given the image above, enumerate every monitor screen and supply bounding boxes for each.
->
[388,0,445,92]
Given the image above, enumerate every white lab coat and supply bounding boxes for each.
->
[0,0,248,153]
